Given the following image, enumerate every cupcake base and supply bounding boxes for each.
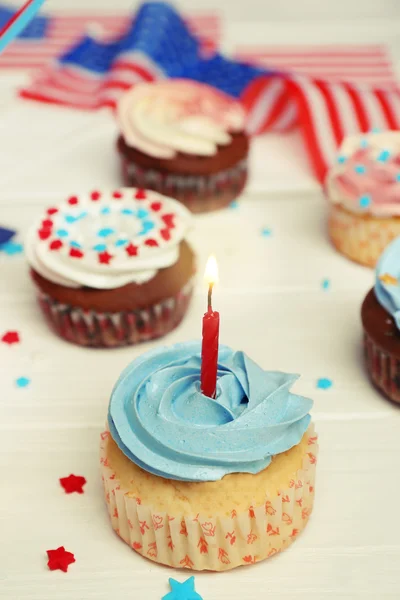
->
[36,280,193,348]
[120,158,248,214]
[100,425,318,571]
[361,288,400,404]
[328,204,400,267]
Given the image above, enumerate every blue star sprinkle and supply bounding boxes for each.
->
[115,239,128,247]
[377,149,391,163]
[359,194,371,209]
[121,208,135,216]
[15,377,31,388]
[97,227,115,238]
[100,207,111,215]
[316,378,333,390]
[69,241,82,249]
[137,207,149,219]
[321,278,330,291]
[337,155,347,164]
[56,229,69,238]
[0,241,23,255]
[139,220,155,235]
[162,577,203,600]
[261,227,272,237]
[229,200,239,209]
[65,215,78,224]
[354,164,366,174]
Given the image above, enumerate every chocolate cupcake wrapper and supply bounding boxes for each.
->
[100,425,318,571]
[36,279,193,348]
[120,157,248,214]
[328,204,400,267]
[364,331,400,403]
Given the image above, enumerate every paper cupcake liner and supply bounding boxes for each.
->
[36,279,193,348]
[363,331,400,404]
[120,157,248,214]
[328,204,400,267]
[100,425,318,571]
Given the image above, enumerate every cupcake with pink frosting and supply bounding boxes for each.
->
[326,131,400,267]
[116,80,249,213]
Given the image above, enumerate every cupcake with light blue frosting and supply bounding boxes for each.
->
[100,342,318,571]
[362,236,400,403]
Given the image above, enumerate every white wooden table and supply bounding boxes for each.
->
[2,4,400,599]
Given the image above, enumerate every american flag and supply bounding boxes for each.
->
[8,1,400,183]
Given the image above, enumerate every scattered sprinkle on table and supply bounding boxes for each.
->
[229,200,239,209]
[316,377,333,390]
[46,547,75,572]
[162,576,203,600]
[0,241,23,255]
[60,474,87,494]
[261,227,272,237]
[321,278,330,290]
[1,331,20,345]
[15,377,30,388]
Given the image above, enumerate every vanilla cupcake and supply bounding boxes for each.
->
[326,131,400,267]
[117,80,249,213]
[26,189,194,347]
[101,342,318,571]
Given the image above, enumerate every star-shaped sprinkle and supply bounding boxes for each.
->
[90,191,101,201]
[145,239,159,248]
[112,191,123,199]
[337,155,346,164]
[47,207,58,215]
[15,377,30,388]
[0,241,23,255]
[354,164,366,174]
[46,547,75,572]
[261,227,272,237]
[38,228,52,240]
[321,278,330,290]
[49,240,63,251]
[377,149,391,162]
[126,243,139,257]
[379,273,398,285]
[359,194,371,209]
[151,201,162,212]
[98,251,113,264]
[1,331,20,345]
[68,196,79,205]
[60,474,87,494]
[69,248,84,259]
[135,189,146,199]
[316,377,333,390]
[162,577,203,600]
[229,200,239,209]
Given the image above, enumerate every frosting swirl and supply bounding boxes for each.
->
[117,80,246,159]
[326,131,400,216]
[26,188,191,289]
[108,342,312,482]
[375,236,400,329]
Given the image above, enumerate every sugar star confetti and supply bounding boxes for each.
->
[1,331,20,345]
[321,279,330,290]
[59,474,87,494]
[316,377,333,390]
[15,377,30,388]
[46,546,75,572]
[162,577,203,600]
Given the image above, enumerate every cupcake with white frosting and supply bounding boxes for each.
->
[101,342,318,570]
[26,188,194,347]
[326,130,400,267]
[117,80,249,213]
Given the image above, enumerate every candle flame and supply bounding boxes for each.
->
[204,255,219,285]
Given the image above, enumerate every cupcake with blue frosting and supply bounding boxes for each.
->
[362,237,400,403]
[100,342,318,571]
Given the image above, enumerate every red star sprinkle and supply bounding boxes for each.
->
[38,229,52,240]
[161,213,175,228]
[145,238,159,247]
[68,196,79,205]
[98,251,113,264]
[46,547,75,572]
[125,243,139,257]
[49,240,63,251]
[69,248,84,259]
[60,474,87,494]
[160,228,171,241]
[135,189,146,200]
[150,201,162,212]
[1,331,20,345]
[91,191,101,201]
[42,219,53,228]
[112,191,123,199]
[47,207,58,215]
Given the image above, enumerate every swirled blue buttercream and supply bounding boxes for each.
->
[108,342,313,482]
[375,237,400,330]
